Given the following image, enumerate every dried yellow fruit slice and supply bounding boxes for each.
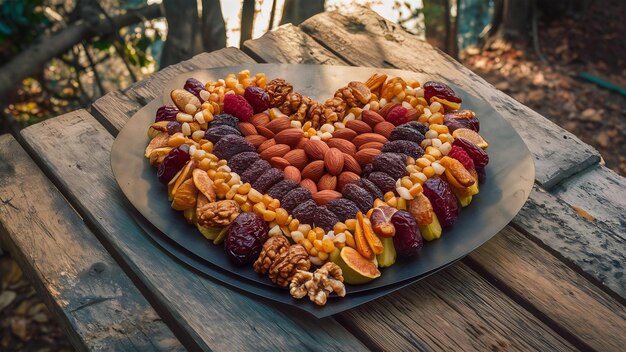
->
[169,160,195,199]
[145,133,170,157]
[171,178,198,211]
[452,128,488,149]
[192,168,216,202]
[440,156,476,188]
[148,147,173,167]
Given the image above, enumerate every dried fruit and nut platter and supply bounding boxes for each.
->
[111,64,534,317]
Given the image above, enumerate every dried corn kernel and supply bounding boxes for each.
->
[333,222,347,234]
[233,194,247,204]
[248,189,263,203]
[307,230,317,243]
[384,191,395,202]
[263,210,276,222]
[301,238,313,251]
[345,232,356,248]
[288,219,300,231]
[345,219,357,231]
[237,182,251,194]
[275,208,289,225]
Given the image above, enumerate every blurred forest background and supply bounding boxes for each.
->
[0,0,625,350]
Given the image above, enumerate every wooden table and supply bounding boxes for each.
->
[1,7,625,351]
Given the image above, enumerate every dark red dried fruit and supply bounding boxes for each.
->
[184,78,205,99]
[252,168,284,194]
[166,121,182,135]
[208,114,240,129]
[423,81,462,103]
[228,152,260,175]
[241,159,271,184]
[453,137,489,167]
[423,177,459,227]
[157,144,190,184]
[313,206,340,231]
[476,166,487,184]
[385,106,409,126]
[281,187,312,212]
[212,135,255,160]
[389,126,425,144]
[368,171,397,194]
[155,105,179,122]
[267,180,299,202]
[244,86,270,113]
[400,121,429,135]
[224,212,268,266]
[381,140,424,159]
[326,198,360,222]
[204,125,242,143]
[292,199,317,225]
[358,178,384,201]
[444,110,479,132]
[361,163,374,179]
[447,145,475,171]
[391,210,423,258]
[372,153,407,180]
[342,183,374,213]
[223,94,254,122]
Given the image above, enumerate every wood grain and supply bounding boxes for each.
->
[243,24,347,65]
[0,134,183,352]
[20,111,367,352]
[300,8,601,189]
[91,48,257,134]
[468,227,626,351]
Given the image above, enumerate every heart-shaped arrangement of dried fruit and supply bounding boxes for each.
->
[145,70,488,306]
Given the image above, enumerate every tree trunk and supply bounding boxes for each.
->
[239,0,255,48]
[499,0,531,40]
[279,0,325,26]
[0,4,162,102]
[201,0,226,52]
[161,0,199,68]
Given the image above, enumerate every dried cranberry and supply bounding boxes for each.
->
[453,137,489,167]
[157,145,190,184]
[184,78,205,100]
[223,94,254,122]
[224,213,268,266]
[423,81,462,103]
[155,105,179,122]
[385,106,409,126]
[244,86,270,113]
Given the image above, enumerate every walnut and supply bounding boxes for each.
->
[307,102,325,128]
[289,262,346,306]
[292,95,313,123]
[197,200,240,227]
[323,97,347,123]
[268,244,310,287]
[279,91,302,115]
[334,81,371,108]
[335,86,359,108]
[265,78,293,107]
[253,236,289,275]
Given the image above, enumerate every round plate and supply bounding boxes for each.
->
[112,64,535,296]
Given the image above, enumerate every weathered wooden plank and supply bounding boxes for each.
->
[514,185,626,299]
[243,24,347,65]
[300,8,601,189]
[340,263,574,351]
[20,111,367,352]
[467,227,626,351]
[0,134,183,352]
[91,48,257,134]
[552,165,626,234]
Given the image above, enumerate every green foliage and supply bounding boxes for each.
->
[0,0,50,60]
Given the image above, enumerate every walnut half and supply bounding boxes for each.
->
[289,262,346,306]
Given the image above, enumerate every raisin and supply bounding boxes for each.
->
[342,183,374,213]
[204,125,242,144]
[241,159,271,184]
[400,121,429,136]
[362,163,374,179]
[212,135,255,160]
[267,180,299,202]
[281,187,312,212]
[326,199,360,222]
[313,206,340,231]
[372,153,407,180]
[389,125,425,145]
[228,152,260,175]
[208,114,240,129]
[381,140,424,159]
[224,213,268,266]
[358,178,384,201]
[292,199,317,225]
[252,168,284,194]
[368,172,397,194]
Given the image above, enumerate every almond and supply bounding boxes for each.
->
[260,144,290,160]
[355,148,381,167]
[361,110,385,127]
[343,153,362,174]
[379,102,400,118]
[352,133,388,148]
[250,112,270,127]
[266,116,291,134]
[284,166,301,183]
[338,171,360,192]
[359,141,384,150]
[245,134,267,148]
[406,108,419,120]
[274,128,303,147]
[295,138,308,149]
[304,140,329,160]
[324,148,345,176]
[283,149,308,170]
[238,122,257,136]
[258,138,276,152]
[345,120,372,134]
[312,190,342,205]
[301,160,325,182]
[270,157,290,169]
[300,179,318,194]
[326,138,357,157]
[317,174,338,191]
[332,128,357,141]
[373,121,395,139]
[257,125,275,139]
